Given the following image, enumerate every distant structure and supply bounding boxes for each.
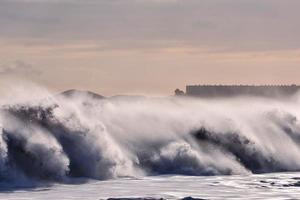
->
[181,85,300,98]
[175,88,185,96]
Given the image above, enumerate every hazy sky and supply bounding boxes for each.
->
[0,0,300,95]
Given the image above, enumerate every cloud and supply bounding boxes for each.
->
[0,0,300,52]
[0,60,41,76]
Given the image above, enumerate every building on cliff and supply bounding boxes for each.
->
[183,85,300,98]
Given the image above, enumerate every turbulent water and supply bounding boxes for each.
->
[2,173,300,200]
[1,88,300,198]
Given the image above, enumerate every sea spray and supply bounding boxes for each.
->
[1,89,300,184]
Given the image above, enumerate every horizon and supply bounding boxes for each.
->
[62,84,300,97]
[54,84,300,96]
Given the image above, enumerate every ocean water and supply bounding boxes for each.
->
[1,89,300,199]
[1,173,300,200]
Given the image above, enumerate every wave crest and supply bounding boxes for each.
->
[1,92,300,184]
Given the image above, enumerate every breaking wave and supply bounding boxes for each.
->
[1,88,300,185]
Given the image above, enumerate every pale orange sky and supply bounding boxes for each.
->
[0,0,300,96]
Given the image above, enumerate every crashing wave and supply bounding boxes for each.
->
[1,89,300,185]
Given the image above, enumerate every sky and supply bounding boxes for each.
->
[0,0,300,96]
